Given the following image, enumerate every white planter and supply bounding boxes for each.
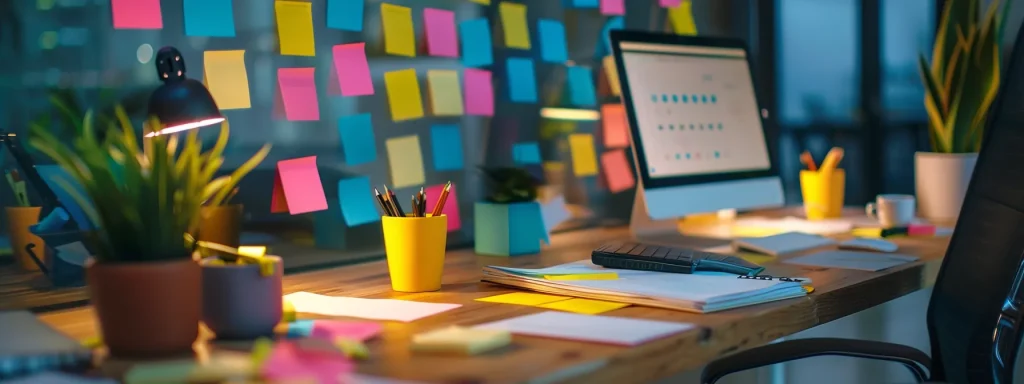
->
[914,152,978,221]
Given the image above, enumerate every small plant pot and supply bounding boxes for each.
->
[6,207,44,271]
[87,258,201,358]
[201,256,283,340]
[474,201,545,256]
[197,205,243,247]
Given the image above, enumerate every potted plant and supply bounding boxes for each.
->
[196,121,267,248]
[474,167,547,256]
[916,0,1010,221]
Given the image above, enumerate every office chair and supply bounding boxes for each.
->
[701,22,1024,384]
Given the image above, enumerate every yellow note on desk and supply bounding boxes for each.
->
[203,50,250,109]
[543,273,618,281]
[384,69,424,121]
[499,1,531,49]
[381,3,416,57]
[569,133,599,176]
[275,0,315,56]
[668,1,698,36]
[476,292,568,306]
[538,298,629,315]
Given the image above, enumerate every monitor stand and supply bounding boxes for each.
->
[629,188,732,250]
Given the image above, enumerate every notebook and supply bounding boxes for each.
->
[783,250,919,271]
[734,232,837,256]
[0,311,93,380]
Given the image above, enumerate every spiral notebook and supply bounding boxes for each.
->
[0,311,93,380]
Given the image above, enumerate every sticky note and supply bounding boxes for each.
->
[568,67,598,107]
[507,58,538,103]
[337,113,377,166]
[459,19,493,67]
[470,0,492,4]
[287,320,315,338]
[476,292,568,306]
[203,50,250,110]
[601,104,629,148]
[271,156,329,215]
[668,1,698,36]
[381,3,416,57]
[332,43,374,96]
[544,273,619,281]
[337,177,381,226]
[660,0,682,6]
[602,55,621,96]
[327,0,364,31]
[411,326,511,355]
[568,133,598,176]
[111,0,162,29]
[238,246,266,257]
[464,69,494,116]
[184,0,234,37]
[385,135,426,188]
[384,69,424,122]
[600,0,625,15]
[424,8,458,57]
[538,19,568,63]
[275,1,315,56]
[430,125,465,171]
[595,16,624,59]
[537,298,629,315]
[571,0,599,7]
[426,70,464,116]
[262,342,354,384]
[512,142,542,164]
[425,183,461,231]
[499,2,530,49]
[315,319,379,343]
[277,68,319,121]
[601,149,635,193]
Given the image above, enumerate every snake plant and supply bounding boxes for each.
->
[919,0,1012,153]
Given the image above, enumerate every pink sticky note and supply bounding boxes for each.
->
[660,0,683,7]
[601,104,629,148]
[311,321,382,342]
[332,43,375,96]
[425,183,461,232]
[277,68,320,121]
[274,156,328,215]
[423,8,459,57]
[463,69,494,117]
[262,342,354,384]
[111,0,163,29]
[601,150,636,193]
[600,0,626,15]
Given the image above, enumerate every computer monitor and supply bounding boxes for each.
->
[610,31,784,230]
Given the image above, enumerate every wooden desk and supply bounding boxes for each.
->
[38,220,949,384]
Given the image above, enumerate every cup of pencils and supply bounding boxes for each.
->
[5,170,45,271]
[376,182,452,292]
[799,148,845,220]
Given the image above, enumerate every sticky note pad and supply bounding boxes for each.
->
[430,125,465,171]
[538,19,568,63]
[338,113,377,165]
[506,58,538,103]
[571,0,599,7]
[332,43,374,96]
[384,69,424,122]
[312,320,382,342]
[203,50,250,109]
[184,0,234,37]
[567,66,598,107]
[271,156,329,215]
[569,134,598,176]
[412,326,511,355]
[277,68,319,121]
[602,55,622,96]
[601,104,628,148]
[327,0,364,31]
[111,0,162,29]
[477,292,568,305]
[426,183,461,231]
[459,19,493,67]
[385,135,426,188]
[381,3,416,57]
[424,8,458,57]
[275,1,315,56]
[426,70,464,116]
[499,2,531,49]
[669,1,698,36]
[471,0,491,4]
[464,69,494,116]
[601,149,635,193]
[512,142,542,164]
[661,0,682,6]
[337,177,381,227]
[600,0,625,15]
[537,298,629,315]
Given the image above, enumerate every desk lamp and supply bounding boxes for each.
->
[146,47,224,137]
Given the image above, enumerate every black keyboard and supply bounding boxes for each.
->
[591,242,765,276]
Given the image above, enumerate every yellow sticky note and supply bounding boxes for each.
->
[427,70,464,116]
[543,161,565,173]
[668,1,698,36]
[384,69,424,122]
[602,55,621,97]
[80,335,103,349]
[385,135,426,188]
[538,298,629,315]
[381,3,416,57]
[412,326,511,355]
[499,2,531,49]
[476,292,568,306]
[568,133,598,176]
[470,0,491,4]
[282,299,296,322]
[543,273,618,281]
[238,246,267,257]
[203,50,251,110]
[275,1,315,56]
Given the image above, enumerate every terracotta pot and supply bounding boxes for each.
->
[87,258,200,358]
[197,205,243,247]
[6,207,44,271]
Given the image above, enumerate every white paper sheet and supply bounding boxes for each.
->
[540,195,572,244]
[283,292,461,322]
[474,311,695,346]
[783,250,918,271]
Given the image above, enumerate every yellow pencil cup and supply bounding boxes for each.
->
[800,169,845,220]
[382,214,448,293]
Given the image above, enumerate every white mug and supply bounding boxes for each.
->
[866,194,916,229]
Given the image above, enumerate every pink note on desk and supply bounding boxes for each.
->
[277,68,320,121]
[111,0,163,29]
[601,0,625,15]
[601,149,636,193]
[463,69,494,116]
[425,183,461,232]
[311,321,382,342]
[332,43,375,96]
[262,342,354,384]
[424,8,459,57]
[601,104,629,148]
[271,156,328,215]
[660,0,683,7]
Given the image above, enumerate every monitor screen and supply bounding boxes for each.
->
[619,42,771,179]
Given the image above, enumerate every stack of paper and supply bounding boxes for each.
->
[482,261,807,313]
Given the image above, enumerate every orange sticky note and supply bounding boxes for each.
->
[568,134,598,177]
[203,50,251,110]
[271,156,328,215]
[111,0,163,29]
[277,68,320,121]
[601,104,629,148]
[601,150,635,193]
[275,0,316,56]
[381,3,416,57]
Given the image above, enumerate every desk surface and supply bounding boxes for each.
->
[38,214,950,384]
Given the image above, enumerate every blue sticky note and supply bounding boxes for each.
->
[538,19,568,63]
[430,125,465,171]
[460,18,493,67]
[35,165,95,231]
[327,0,364,31]
[337,177,381,227]
[287,320,315,338]
[507,58,538,103]
[183,0,236,37]
[338,113,377,166]
[571,0,599,8]
[567,66,598,107]
[595,17,624,59]
[512,142,542,164]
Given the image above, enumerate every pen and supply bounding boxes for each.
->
[411,195,419,217]
[374,188,394,216]
[418,188,426,217]
[818,147,844,174]
[431,181,452,217]
[799,151,817,171]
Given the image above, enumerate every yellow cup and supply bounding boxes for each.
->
[6,207,44,271]
[382,214,448,292]
[800,169,845,220]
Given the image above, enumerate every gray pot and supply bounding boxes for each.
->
[201,256,283,340]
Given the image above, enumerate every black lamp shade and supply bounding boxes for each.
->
[146,47,224,137]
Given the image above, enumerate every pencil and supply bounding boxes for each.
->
[799,151,817,171]
[374,188,393,216]
[431,181,451,217]
[418,188,426,217]
[388,186,406,217]
[411,195,419,217]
